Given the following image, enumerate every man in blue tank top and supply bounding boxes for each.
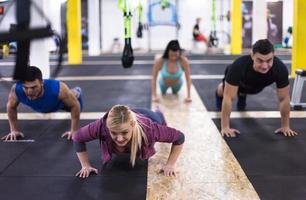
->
[2,66,83,141]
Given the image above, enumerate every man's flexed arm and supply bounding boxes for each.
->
[221,82,240,137]
[58,82,81,140]
[275,85,298,137]
[2,84,23,141]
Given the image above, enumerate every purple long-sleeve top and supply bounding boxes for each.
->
[73,112,184,164]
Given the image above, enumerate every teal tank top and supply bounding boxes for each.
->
[160,60,183,79]
[15,80,65,113]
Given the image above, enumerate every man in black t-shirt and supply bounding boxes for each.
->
[216,39,297,138]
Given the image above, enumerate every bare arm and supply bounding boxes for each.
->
[58,82,80,139]
[75,151,98,178]
[181,56,192,101]
[153,123,185,176]
[275,85,297,136]
[73,119,105,177]
[1,84,25,141]
[277,86,290,127]
[151,58,163,101]
[221,82,240,137]
[76,151,91,167]
[7,84,19,132]
[166,143,183,166]
[72,116,104,171]
[161,143,183,177]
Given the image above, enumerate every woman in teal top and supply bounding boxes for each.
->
[151,40,192,102]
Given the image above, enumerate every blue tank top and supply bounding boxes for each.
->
[15,80,65,113]
[160,60,183,79]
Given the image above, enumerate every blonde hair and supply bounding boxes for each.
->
[106,105,148,167]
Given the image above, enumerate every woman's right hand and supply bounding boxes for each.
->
[152,96,160,102]
[160,164,177,177]
[75,166,98,178]
[184,97,192,103]
[221,127,240,138]
[1,131,24,141]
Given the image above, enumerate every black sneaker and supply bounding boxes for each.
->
[215,91,223,111]
[237,94,247,111]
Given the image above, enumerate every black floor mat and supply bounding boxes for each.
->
[0,146,147,200]
[193,79,281,111]
[55,64,153,76]
[53,63,227,77]
[0,173,146,200]
[69,80,151,112]
[0,120,148,200]
[249,176,306,200]
[0,120,51,174]
[0,80,151,112]
[214,118,306,200]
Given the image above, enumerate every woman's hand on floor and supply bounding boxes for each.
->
[75,166,98,178]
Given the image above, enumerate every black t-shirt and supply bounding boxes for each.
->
[224,55,289,94]
[193,24,199,38]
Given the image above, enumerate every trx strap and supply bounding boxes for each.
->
[161,0,169,10]
[209,0,218,47]
[14,0,30,81]
[118,0,134,68]
[0,0,63,81]
[136,1,143,38]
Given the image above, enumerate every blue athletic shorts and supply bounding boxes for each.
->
[159,78,183,94]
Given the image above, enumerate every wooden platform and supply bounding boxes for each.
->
[147,84,259,200]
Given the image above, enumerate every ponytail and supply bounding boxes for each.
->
[107,105,148,167]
